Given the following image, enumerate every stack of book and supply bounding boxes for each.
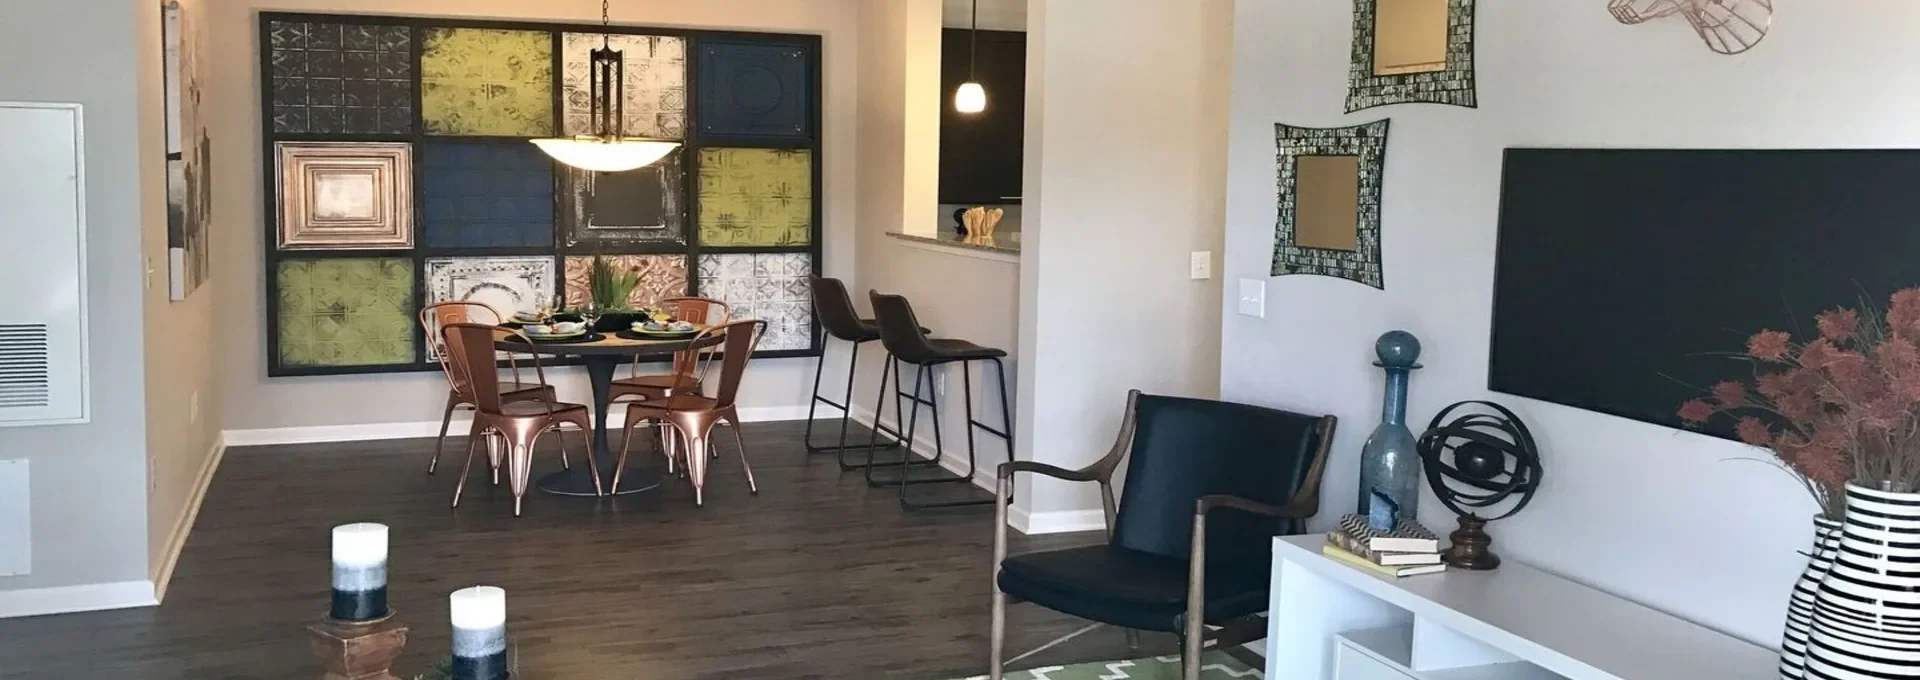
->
[1322,513,1446,577]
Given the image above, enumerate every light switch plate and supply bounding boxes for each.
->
[1189,251,1212,280]
[1237,278,1266,318]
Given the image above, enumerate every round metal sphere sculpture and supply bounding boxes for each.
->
[1414,400,1543,570]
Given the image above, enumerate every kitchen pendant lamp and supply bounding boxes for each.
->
[954,0,987,114]
[532,0,680,172]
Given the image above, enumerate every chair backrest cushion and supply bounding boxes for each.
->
[868,290,937,363]
[811,277,869,342]
[1112,394,1325,565]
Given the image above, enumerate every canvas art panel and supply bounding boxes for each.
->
[563,255,687,309]
[697,253,812,351]
[164,1,212,301]
[276,142,414,249]
[561,33,686,139]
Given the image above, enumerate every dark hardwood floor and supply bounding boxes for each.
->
[0,420,1178,679]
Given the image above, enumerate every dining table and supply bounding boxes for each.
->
[494,329,723,497]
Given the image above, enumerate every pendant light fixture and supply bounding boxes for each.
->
[953,0,987,114]
[531,0,681,172]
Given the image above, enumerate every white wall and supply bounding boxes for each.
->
[0,0,155,598]
[1017,0,1231,518]
[207,0,863,433]
[1219,1,1920,647]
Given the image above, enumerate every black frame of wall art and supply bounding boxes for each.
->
[258,11,825,377]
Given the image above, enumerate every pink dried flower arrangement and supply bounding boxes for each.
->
[1680,289,1920,518]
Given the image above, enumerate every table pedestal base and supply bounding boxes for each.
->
[536,467,662,497]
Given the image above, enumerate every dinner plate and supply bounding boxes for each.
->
[523,331,602,343]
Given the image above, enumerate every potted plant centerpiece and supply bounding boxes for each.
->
[1679,289,1920,680]
[583,255,644,332]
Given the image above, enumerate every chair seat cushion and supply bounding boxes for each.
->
[497,401,588,417]
[997,545,1269,633]
[625,394,720,413]
[924,338,1006,361]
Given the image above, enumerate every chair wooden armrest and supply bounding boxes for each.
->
[1195,493,1316,520]
[997,460,1102,482]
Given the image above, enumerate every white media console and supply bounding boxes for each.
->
[1263,535,1774,679]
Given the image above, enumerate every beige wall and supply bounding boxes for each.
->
[206,0,862,432]
[142,0,225,593]
[850,0,1021,496]
[1016,0,1231,517]
[0,0,154,594]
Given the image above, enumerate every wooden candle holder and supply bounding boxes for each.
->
[309,612,408,680]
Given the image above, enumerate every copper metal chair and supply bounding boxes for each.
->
[419,301,564,477]
[613,319,768,507]
[441,323,601,516]
[607,296,732,404]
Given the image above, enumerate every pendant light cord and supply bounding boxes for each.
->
[968,0,979,80]
[601,0,611,48]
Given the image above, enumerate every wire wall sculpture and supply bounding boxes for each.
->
[1608,0,1774,55]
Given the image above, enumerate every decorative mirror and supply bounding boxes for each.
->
[1347,0,1477,112]
[1272,121,1389,289]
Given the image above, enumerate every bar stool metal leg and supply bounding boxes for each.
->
[853,355,942,472]
[806,338,908,455]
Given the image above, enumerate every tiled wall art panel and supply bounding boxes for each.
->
[1346,0,1477,112]
[421,28,553,136]
[268,21,413,134]
[564,255,688,309]
[561,153,686,248]
[697,148,812,246]
[420,142,555,248]
[1272,120,1390,289]
[424,256,554,358]
[561,33,686,139]
[696,253,812,351]
[276,142,413,250]
[695,41,812,140]
[277,258,416,367]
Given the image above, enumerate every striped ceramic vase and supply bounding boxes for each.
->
[1806,483,1920,679]
[1781,514,1843,679]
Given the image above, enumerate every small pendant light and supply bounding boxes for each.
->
[532,0,680,172]
[953,0,987,114]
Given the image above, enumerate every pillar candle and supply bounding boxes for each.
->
[450,586,508,680]
[329,523,388,622]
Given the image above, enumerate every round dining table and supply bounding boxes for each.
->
[495,330,722,497]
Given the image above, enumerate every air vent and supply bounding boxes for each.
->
[0,325,50,409]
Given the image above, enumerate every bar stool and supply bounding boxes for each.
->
[804,277,931,471]
[866,289,1013,509]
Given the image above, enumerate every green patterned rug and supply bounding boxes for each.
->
[952,651,1260,679]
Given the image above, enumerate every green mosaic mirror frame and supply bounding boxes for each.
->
[260,12,824,376]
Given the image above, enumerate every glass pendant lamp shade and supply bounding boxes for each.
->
[532,0,679,172]
[954,82,987,114]
[531,137,679,173]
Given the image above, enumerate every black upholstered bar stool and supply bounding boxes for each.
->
[804,277,931,471]
[866,289,1013,509]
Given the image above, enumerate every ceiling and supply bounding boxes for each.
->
[943,0,1026,31]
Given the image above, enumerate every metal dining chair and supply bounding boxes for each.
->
[419,301,567,478]
[608,296,732,404]
[441,323,600,516]
[613,319,768,506]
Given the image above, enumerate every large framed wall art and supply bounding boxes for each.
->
[260,12,823,376]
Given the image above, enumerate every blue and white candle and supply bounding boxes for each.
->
[328,523,388,622]
[450,586,508,680]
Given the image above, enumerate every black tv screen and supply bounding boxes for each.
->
[1489,148,1920,437]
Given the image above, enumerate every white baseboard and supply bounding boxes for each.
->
[222,405,812,447]
[151,438,226,601]
[846,405,1105,536]
[0,580,157,619]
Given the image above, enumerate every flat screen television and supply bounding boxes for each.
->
[1489,148,1920,438]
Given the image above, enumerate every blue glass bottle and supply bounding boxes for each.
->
[1359,330,1422,522]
